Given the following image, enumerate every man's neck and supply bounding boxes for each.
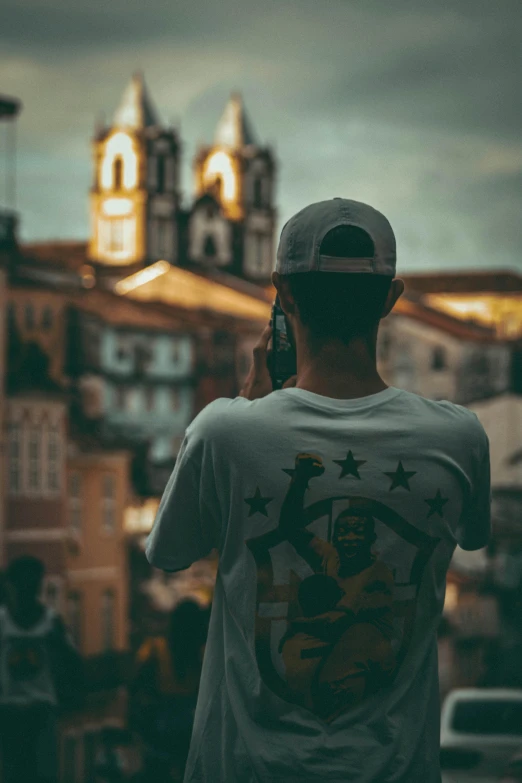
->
[294,336,387,400]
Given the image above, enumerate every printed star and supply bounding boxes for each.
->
[384,461,417,491]
[425,489,449,518]
[333,450,366,479]
[244,487,273,517]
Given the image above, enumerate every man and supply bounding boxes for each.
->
[147,199,491,783]
[0,556,83,783]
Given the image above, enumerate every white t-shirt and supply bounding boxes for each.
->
[146,386,491,783]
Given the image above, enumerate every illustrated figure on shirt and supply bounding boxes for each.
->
[278,453,397,721]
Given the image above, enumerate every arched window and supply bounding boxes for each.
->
[113,156,123,191]
[253,177,263,208]
[204,235,217,258]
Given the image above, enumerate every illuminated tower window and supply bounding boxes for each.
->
[113,156,123,190]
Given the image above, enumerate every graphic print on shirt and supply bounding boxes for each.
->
[245,452,441,723]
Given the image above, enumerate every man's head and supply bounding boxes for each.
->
[5,556,45,606]
[272,199,404,354]
[333,508,377,562]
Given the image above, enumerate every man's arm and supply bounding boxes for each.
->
[146,434,221,572]
[278,454,331,570]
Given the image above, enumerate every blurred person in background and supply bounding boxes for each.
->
[146,199,491,783]
[129,599,209,782]
[0,555,83,783]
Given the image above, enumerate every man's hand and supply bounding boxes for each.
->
[294,453,325,480]
[239,325,297,401]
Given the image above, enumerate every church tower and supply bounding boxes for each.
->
[192,94,276,283]
[89,73,180,271]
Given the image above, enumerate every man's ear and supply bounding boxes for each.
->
[382,278,404,318]
[272,272,296,316]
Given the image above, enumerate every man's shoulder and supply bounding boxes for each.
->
[398,390,486,438]
[187,396,251,440]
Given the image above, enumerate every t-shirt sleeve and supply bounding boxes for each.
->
[456,421,492,551]
[145,412,223,572]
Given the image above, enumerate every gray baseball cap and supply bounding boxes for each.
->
[275,198,396,276]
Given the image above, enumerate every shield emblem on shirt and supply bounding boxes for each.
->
[246,486,440,724]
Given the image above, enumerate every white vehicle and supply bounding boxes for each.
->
[440,688,522,783]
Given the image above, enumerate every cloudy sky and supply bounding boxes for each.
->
[1,0,520,272]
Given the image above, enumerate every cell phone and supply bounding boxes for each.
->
[269,295,297,390]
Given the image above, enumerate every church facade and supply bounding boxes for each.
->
[88,73,276,285]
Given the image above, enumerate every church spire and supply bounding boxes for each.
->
[113,72,159,130]
[214,92,257,149]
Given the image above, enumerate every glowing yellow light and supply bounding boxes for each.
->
[102,198,133,217]
[115,260,170,295]
[118,262,271,322]
[203,150,236,202]
[101,131,138,190]
[426,294,522,339]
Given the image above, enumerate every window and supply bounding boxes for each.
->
[204,234,217,258]
[116,334,130,362]
[102,474,116,533]
[28,427,41,491]
[68,472,82,536]
[25,303,35,329]
[171,389,180,411]
[157,156,166,193]
[42,306,53,330]
[108,219,125,253]
[431,346,447,371]
[452,700,522,736]
[113,156,123,190]
[253,176,263,208]
[102,590,115,652]
[67,592,82,648]
[47,427,60,492]
[8,421,21,493]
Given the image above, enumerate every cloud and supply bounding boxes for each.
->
[0,0,520,272]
